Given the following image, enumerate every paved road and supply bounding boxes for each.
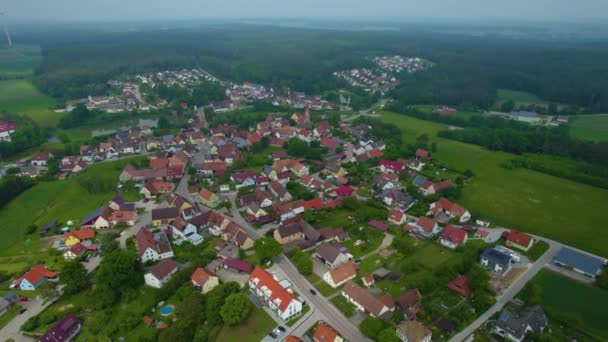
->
[449,235,562,342]
[119,211,151,249]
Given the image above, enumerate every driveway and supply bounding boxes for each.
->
[0,297,45,342]
[119,211,152,249]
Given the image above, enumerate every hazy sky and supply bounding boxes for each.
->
[3,0,608,22]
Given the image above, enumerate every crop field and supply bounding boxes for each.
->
[570,114,608,142]
[382,112,608,257]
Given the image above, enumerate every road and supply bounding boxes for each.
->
[225,194,370,342]
[449,233,566,342]
[119,211,151,249]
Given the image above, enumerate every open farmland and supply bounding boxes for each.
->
[0,79,62,127]
[570,114,608,142]
[382,111,608,257]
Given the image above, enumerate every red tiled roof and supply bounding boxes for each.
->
[329,261,357,285]
[441,225,467,245]
[416,149,430,158]
[15,264,56,287]
[448,275,472,297]
[379,160,404,172]
[249,266,300,313]
[68,243,87,257]
[313,322,341,342]
[149,259,177,279]
[417,217,437,232]
[335,185,355,197]
[505,230,533,248]
[136,228,157,256]
[191,267,216,287]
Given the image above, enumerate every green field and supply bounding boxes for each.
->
[215,307,276,342]
[382,112,608,257]
[529,270,608,339]
[0,79,62,127]
[497,88,548,106]
[0,158,142,272]
[570,115,608,142]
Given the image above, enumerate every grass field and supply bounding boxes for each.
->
[382,111,608,257]
[0,158,142,272]
[0,79,62,127]
[215,307,276,342]
[529,270,608,339]
[570,114,608,142]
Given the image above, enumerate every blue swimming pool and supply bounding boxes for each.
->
[160,305,174,316]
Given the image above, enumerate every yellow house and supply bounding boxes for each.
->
[191,268,220,294]
[64,235,80,247]
[330,166,346,178]
[290,113,300,121]
[199,189,220,208]
[168,193,193,213]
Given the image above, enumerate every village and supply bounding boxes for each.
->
[0,92,606,342]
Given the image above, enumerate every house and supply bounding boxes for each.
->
[493,305,548,342]
[151,207,180,226]
[313,322,344,342]
[362,274,375,287]
[396,320,432,342]
[415,149,430,159]
[167,193,193,213]
[30,152,53,167]
[323,261,357,288]
[379,160,404,174]
[39,313,81,342]
[429,198,471,223]
[13,264,57,291]
[406,159,425,172]
[80,206,111,229]
[274,200,304,222]
[108,210,137,226]
[63,228,95,247]
[246,203,268,220]
[248,266,303,321]
[221,258,253,273]
[447,275,472,297]
[388,209,407,225]
[274,223,305,245]
[382,189,415,209]
[480,249,512,275]
[198,188,220,207]
[169,217,197,240]
[222,222,254,250]
[140,181,175,199]
[439,225,468,249]
[404,217,441,238]
[136,228,174,263]
[0,121,17,142]
[144,259,178,288]
[341,281,394,318]
[368,220,388,232]
[315,242,351,268]
[396,289,422,319]
[552,247,605,279]
[63,243,88,260]
[270,180,291,202]
[373,175,399,192]
[318,227,349,242]
[182,207,202,221]
[191,267,219,294]
[335,185,355,197]
[504,230,534,251]
[508,111,543,124]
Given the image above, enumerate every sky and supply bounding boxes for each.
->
[3,0,608,22]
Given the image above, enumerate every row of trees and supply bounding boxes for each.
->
[0,176,36,209]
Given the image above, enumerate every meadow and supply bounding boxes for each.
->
[0,79,62,127]
[570,114,608,142]
[528,270,608,340]
[382,111,608,257]
[496,88,548,107]
[0,158,142,273]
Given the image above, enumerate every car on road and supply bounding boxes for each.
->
[268,331,277,339]
[277,326,286,333]
[19,297,28,302]
[309,289,317,295]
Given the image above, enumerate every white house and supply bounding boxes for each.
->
[248,266,303,321]
[323,261,357,288]
[428,198,471,223]
[144,259,178,288]
[136,228,174,263]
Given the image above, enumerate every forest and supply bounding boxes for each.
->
[30,24,608,112]
[0,112,47,159]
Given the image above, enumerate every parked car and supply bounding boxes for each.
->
[268,331,277,339]
[19,297,28,302]
[277,326,286,333]
[309,289,317,295]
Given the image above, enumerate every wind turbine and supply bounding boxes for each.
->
[0,11,13,48]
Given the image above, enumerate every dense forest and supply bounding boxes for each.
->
[0,113,47,160]
[31,24,608,112]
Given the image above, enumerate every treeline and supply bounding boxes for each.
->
[30,25,608,112]
[0,113,47,160]
[438,123,608,167]
[0,176,37,209]
[58,104,99,128]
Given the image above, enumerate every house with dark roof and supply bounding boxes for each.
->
[493,305,548,342]
[274,223,305,245]
[80,206,111,229]
[221,258,253,273]
[144,259,178,288]
[480,249,512,275]
[315,242,351,268]
[151,207,180,226]
[396,289,422,320]
[39,313,81,342]
[552,247,605,279]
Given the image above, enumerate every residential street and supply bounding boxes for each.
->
[119,211,151,248]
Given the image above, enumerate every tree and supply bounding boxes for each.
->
[177,296,206,325]
[467,265,490,293]
[377,328,401,342]
[598,271,608,290]
[61,260,89,295]
[359,317,385,339]
[95,250,142,292]
[91,284,118,309]
[501,99,515,113]
[220,293,253,326]
[99,233,120,256]
[254,238,282,263]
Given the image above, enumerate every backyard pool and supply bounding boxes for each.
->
[160,305,174,316]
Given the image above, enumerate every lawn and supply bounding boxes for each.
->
[330,296,356,318]
[496,88,548,106]
[0,305,20,330]
[528,270,608,339]
[215,306,276,342]
[0,158,142,272]
[0,79,62,127]
[570,114,608,143]
[382,112,608,257]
